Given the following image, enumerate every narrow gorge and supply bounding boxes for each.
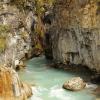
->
[0,0,99,100]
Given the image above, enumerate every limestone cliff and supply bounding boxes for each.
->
[45,0,100,72]
[0,0,51,68]
[0,1,35,68]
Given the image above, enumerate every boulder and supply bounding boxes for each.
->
[0,66,32,100]
[63,77,86,91]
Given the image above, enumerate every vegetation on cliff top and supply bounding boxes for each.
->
[10,0,54,12]
[0,0,55,55]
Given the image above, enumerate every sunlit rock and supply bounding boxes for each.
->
[0,66,32,100]
[15,60,25,70]
[0,2,34,68]
[63,77,86,91]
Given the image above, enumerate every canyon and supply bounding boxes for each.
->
[0,0,99,100]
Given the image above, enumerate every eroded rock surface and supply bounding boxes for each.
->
[0,0,54,68]
[0,2,34,68]
[0,66,32,100]
[63,77,86,91]
[45,0,100,72]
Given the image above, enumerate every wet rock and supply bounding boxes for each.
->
[63,77,86,91]
[15,60,26,70]
[43,12,53,25]
[86,83,98,89]
[93,86,100,99]
[91,74,100,84]
[0,66,32,100]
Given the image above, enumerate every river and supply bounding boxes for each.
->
[18,56,97,100]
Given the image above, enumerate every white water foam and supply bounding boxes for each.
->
[30,86,48,100]
[86,83,98,89]
[49,85,75,100]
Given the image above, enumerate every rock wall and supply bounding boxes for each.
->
[0,0,54,68]
[0,66,32,100]
[45,0,100,72]
[0,0,46,68]
[0,1,35,68]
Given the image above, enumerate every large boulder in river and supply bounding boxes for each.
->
[0,66,32,100]
[63,77,86,91]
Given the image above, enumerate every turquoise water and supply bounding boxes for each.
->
[18,56,96,100]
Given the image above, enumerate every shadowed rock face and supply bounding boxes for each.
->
[45,0,100,72]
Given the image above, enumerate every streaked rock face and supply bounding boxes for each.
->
[45,0,100,72]
[0,2,35,68]
[0,0,47,67]
[0,66,32,100]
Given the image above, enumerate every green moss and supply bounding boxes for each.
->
[10,0,55,54]
[10,0,28,10]
[21,31,28,37]
[0,25,11,53]
[0,38,6,53]
[10,0,54,14]
[0,25,11,38]
[35,0,54,15]
[35,42,42,49]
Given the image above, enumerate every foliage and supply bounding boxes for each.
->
[0,25,11,53]
[0,25,11,38]
[35,42,42,49]
[10,0,29,11]
[34,0,54,15]
[33,0,54,53]
[0,38,6,53]
[10,0,55,54]
[20,31,28,39]
[10,0,54,14]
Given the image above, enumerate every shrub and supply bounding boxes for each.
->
[0,25,11,53]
